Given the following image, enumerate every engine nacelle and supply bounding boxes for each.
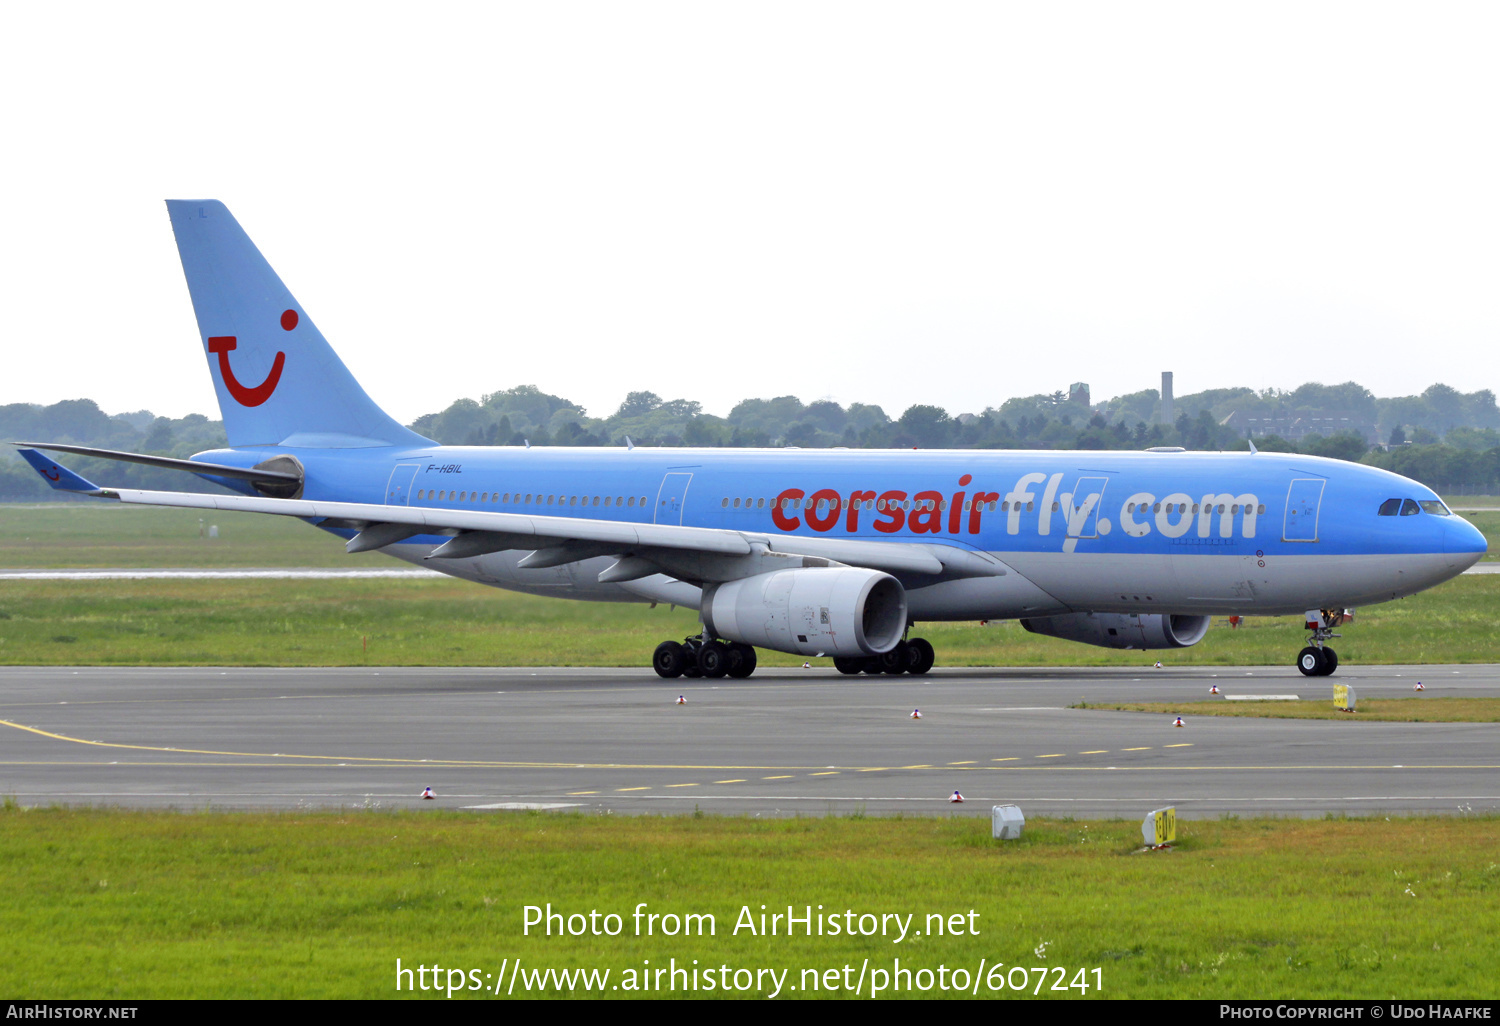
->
[1019,612,1212,650]
[703,567,907,658]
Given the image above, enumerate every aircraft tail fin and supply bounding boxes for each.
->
[165,200,430,449]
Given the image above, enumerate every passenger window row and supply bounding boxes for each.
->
[1126,501,1266,515]
[416,489,649,509]
[1377,498,1452,517]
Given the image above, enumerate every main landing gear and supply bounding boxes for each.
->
[653,636,758,679]
[832,637,935,676]
[1295,608,1350,676]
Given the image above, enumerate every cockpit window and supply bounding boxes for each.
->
[1377,498,1401,516]
[1400,498,1421,516]
[1419,500,1452,516]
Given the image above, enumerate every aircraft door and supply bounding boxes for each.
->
[1060,476,1108,553]
[655,472,693,525]
[385,464,420,506]
[1282,479,1326,542]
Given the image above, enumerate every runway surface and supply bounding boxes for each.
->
[2,664,1497,819]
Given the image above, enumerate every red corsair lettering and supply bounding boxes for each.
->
[206,310,296,407]
[773,476,998,536]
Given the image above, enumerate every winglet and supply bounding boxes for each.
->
[15,447,105,494]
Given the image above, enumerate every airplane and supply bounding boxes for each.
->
[13,200,1488,679]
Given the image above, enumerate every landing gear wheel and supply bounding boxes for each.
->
[1318,647,1338,676]
[726,643,757,678]
[698,641,729,679]
[880,640,910,675]
[833,657,864,675]
[1296,646,1326,676]
[906,637,935,675]
[653,641,686,679]
[860,660,884,675]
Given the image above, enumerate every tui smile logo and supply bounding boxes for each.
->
[206,309,297,407]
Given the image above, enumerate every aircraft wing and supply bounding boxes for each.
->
[18,448,1007,580]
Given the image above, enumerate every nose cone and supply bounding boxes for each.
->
[1445,517,1488,570]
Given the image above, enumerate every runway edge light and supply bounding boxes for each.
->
[1333,684,1356,712]
[992,805,1024,840]
[949,790,964,803]
[1142,806,1176,848]
[910,708,922,719]
[420,786,434,800]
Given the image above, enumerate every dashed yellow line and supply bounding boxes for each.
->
[714,779,746,784]
[810,771,839,776]
[1080,750,1109,755]
[566,790,598,795]
[901,764,932,769]
[666,783,698,788]
[616,786,650,792]
[1122,747,1152,751]
[1165,743,1194,748]
[992,757,1019,762]
[762,775,794,780]
[948,761,977,765]
[1036,754,1065,758]
[857,768,888,772]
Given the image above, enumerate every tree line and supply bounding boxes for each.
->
[3,380,1498,501]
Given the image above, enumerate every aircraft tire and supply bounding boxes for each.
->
[1295,646,1325,676]
[699,641,729,679]
[833,657,865,675]
[726,643,757,678]
[906,638,935,675]
[880,641,910,675]
[653,641,686,679]
[860,660,884,674]
[1319,647,1339,675]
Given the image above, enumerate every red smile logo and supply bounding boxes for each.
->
[42,465,60,481]
[206,309,297,407]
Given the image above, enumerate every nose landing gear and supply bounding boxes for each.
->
[1295,608,1351,676]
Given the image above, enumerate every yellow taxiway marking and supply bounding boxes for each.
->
[1122,747,1153,751]
[992,757,1019,762]
[948,761,977,765]
[714,779,746,784]
[810,771,840,776]
[762,775,794,780]
[901,764,932,769]
[1036,754,1065,758]
[857,768,888,772]
[1079,750,1109,754]
[566,791,598,796]
[0,718,824,773]
[665,783,699,788]
[616,787,650,792]
[1165,743,1194,748]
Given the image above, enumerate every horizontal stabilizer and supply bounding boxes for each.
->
[13,442,300,484]
[16,448,103,493]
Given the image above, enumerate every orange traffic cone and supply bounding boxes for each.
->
[420,786,435,799]
[676,694,686,705]
[910,708,922,719]
[949,790,964,803]
[1172,716,1185,727]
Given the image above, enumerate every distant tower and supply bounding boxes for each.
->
[1161,371,1174,425]
[1069,382,1091,408]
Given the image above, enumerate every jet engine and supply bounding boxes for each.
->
[702,567,907,658]
[1019,612,1212,650]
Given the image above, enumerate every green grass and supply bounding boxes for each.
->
[1,574,1498,667]
[0,503,382,568]
[1077,697,1500,722]
[1,808,1496,999]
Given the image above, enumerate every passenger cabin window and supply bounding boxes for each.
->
[1401,498,1421,516]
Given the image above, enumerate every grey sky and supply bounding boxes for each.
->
[2,2,1496,424]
